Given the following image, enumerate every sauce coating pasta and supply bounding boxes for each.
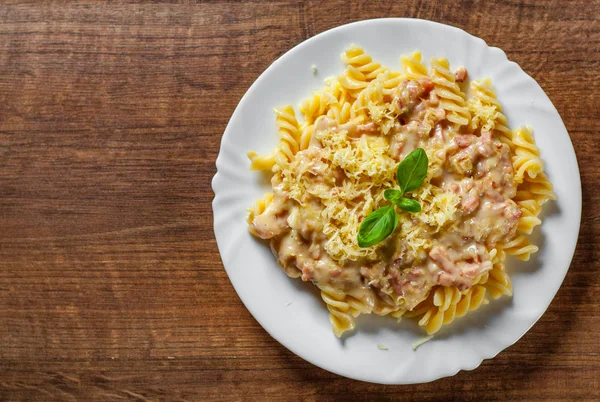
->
[248,45,555,337]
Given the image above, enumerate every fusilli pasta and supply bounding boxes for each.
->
[247,45,554,338]
[429,58,471,128]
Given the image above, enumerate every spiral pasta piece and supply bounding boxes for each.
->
[429,58,471,128]
[300,90,337,124]
[419,307,447,334]
[338,65,368,97]
[517,199,542,234]
[298,121,315,151]
[455,286,489,318]
[468,78,512,144]
[347,296,374,317]
[516,172,556,206]
[247,150,276,171]
[404,285,489,335]
[485,264,513,299]
[387,308,407,321]
[326,101,352,125]
[273,105,301,167]
[433,286,462,312]
[319,285,357,337]
[499,235,538,261]
[512,126,544,183]
[246,192,274,234]
[341,45,386,81]
[376,69,404,91]
[400,51,428,79]
[350,80,384,119]
[325,76,352,105]
[473,270,490,286]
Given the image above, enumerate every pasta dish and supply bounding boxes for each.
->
[246,45,555,337]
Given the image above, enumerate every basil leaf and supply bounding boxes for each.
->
[357,205,398,248]
[397,148,428,194]
[396,197,421,213]
[384,188,403,203]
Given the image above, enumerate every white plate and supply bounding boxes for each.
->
[212,18,581,384]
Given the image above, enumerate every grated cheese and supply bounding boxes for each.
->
[468,97,500,132]
[412,335,434,350]
[279,126,460,265]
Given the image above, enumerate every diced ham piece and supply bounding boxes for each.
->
[429,246,454,274]
[357,122,378,134]
[477,130,495,157]
[455,67,468,83]
[390,266,427,302]
[315,116,337,131]
[397,78,436,114]
[454,134,475,148]
[333,121,379,137]
[462,263,482,278]
[417,78,435,95]
[462,194,480,213]
[504,201,523,222]
[330,268,342,277]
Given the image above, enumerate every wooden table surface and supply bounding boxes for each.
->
[0,1,598,400]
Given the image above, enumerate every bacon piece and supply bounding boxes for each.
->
[462,194,480,213]
[395,78,436,117]
[357,122,378,133]
[418,78,435,94]
[455,67,468,83]
[407,78,434,100]
[454,134,475,148]
[504,201,523,222]
[337,121,378,137]
[477,129,495,157]
[330,268,342,277]
[429,246,454,274]
[390,267,426,298]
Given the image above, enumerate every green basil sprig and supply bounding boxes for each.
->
[396,147,428,194]
[357,148,428,248]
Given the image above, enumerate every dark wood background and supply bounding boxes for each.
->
[0,1,598,400]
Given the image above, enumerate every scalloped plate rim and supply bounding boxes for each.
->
[212,18,581,384]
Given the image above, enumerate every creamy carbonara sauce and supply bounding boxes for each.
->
[252,77,521,313]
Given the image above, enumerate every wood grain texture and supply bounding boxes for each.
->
[0,1,598,400]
